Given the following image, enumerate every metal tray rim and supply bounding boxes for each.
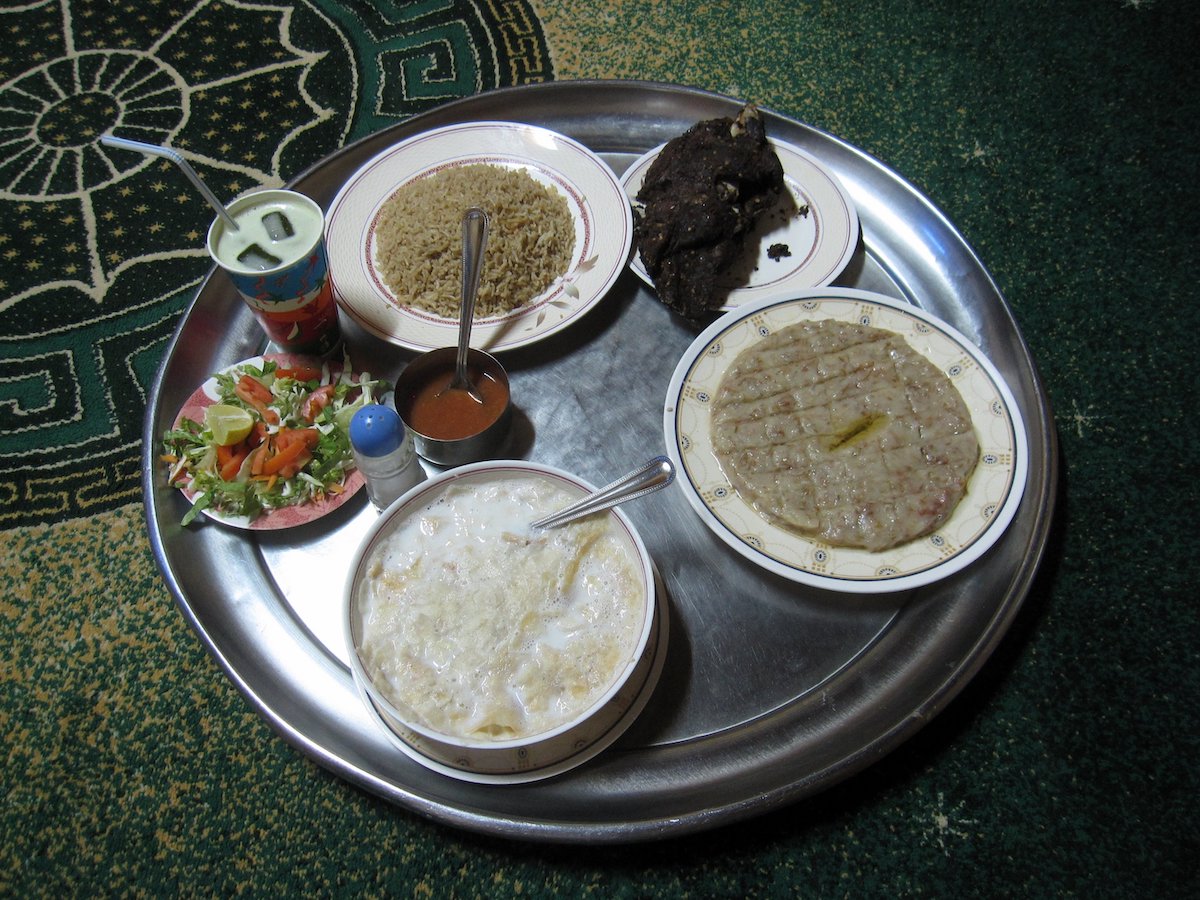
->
[143,80,1059,844]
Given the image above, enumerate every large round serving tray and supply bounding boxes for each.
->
[144,81,1058,844]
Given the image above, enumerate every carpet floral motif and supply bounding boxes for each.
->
[0,0,551,527]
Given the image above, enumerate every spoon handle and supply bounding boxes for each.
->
[456,207,489,375]
[531,456,676,529]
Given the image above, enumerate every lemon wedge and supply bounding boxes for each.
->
[333,399,363,433]
[206,403,255,446]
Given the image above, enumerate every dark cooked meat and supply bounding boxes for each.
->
[634,105,784,321]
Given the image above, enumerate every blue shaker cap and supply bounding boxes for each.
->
[349,404,405,457]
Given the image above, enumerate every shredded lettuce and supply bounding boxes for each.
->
[163,351,388,525]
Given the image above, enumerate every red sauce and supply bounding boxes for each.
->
[399,365,508,441]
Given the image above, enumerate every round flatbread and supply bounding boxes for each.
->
[711,319,979,552]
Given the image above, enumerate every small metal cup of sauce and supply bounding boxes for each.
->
[394,346,512,466]
[396,207,512,466]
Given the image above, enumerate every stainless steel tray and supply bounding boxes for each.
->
[144,81,1058,843]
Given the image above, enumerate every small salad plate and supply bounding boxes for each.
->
[166,353,378,530]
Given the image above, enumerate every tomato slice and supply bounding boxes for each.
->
[235,375,280,424]
[236,374,273,403]
[217,441,249,481]
[300,384,336,423]
[261,428,320,476]
[276,364,323,382]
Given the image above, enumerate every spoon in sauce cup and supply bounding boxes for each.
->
[394,206,512,465]
[441,207,490,404]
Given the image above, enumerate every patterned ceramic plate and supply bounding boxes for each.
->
[621,137,860,309]
[664,289,1028,592]
[170,353,365,530]
[325,122,634,353]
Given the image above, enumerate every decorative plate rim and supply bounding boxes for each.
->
[170,353,365,531]
[663,288,1029,593]
[621,136,860,309]
[325,121,634,353]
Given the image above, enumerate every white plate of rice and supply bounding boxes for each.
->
[325,122,634,353]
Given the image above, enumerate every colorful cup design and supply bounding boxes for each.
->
[207,189,341,355]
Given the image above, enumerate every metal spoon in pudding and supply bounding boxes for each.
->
[531,456,676,529]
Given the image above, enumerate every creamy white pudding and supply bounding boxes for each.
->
[355,475,646,742]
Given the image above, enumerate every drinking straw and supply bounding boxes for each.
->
[100,134,239,232]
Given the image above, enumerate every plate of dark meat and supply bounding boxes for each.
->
[622,105,860,321]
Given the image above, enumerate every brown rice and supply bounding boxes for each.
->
[373,163,575,318]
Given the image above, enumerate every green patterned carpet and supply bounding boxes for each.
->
[2,0,1197,895]
[0,0,551,523]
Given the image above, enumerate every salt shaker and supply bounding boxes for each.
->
[349,404,424,510]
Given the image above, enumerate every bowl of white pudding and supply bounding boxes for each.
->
[344,460,664,782]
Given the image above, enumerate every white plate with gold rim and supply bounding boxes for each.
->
[664,288,1029,592]
[325,121,633,353]
[622,137,860,310]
